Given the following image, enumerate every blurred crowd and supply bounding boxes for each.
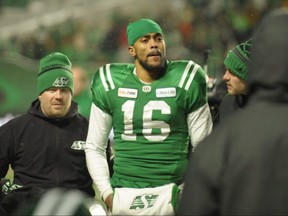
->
[1,1,286,69]
[0,0,287,118]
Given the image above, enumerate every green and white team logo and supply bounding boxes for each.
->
[52,76,69,87]
[129,194,159,210]
[2,180,22,195]
[71,141,86,150]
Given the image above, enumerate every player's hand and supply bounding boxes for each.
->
[105,193,113,210]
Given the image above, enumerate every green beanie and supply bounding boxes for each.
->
[224,39,253,81]
[37,52,74,95]
[126,18,163,46]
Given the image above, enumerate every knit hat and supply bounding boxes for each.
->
[37,52,74,95]
[224,39,253,81]
[126,18,163,46]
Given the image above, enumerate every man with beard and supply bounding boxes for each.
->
[85,18,212,215]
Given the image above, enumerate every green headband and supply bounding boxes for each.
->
[126,18,163,46]
[224,39,253,81]
[37,52,74,95]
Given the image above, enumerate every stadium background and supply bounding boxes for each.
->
[0,0,287,118]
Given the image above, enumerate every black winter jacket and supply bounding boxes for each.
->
[0,99,94,213]
[177,8,288,215]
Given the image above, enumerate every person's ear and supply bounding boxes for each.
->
[128,46,136,57]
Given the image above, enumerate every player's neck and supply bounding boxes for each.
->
[133,69,151,84]
[134,65,163,83]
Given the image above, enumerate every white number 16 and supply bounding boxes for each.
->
[121,100,171,141]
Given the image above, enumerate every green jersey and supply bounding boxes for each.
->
[91,60,208,187]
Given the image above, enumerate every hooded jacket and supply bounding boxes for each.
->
[219,93,247,120]
[0,99,94,211]
[177,8,288,215]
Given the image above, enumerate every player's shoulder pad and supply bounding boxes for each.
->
[167,60,206,91]
[91,63,134,91]
[168,60,202,71]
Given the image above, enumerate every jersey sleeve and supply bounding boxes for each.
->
[90,63,133,115]
[90,65,111,114]
[186,63,209,113]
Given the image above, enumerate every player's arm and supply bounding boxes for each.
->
[186,64,213,149]
[85,103,113,206]
[187,103,212,149]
